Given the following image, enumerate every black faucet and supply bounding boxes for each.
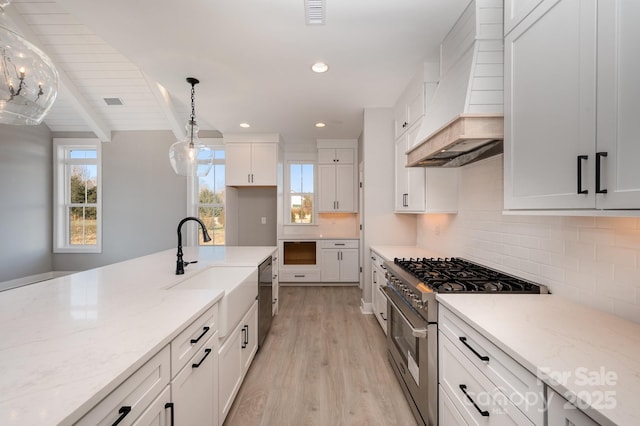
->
[176,216,212,275]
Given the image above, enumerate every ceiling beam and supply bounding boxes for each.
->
[144,74,185,141]
[4,7,112,142]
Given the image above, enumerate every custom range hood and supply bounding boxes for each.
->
[407,0,504,168]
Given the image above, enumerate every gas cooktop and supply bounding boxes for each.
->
[391,257,546,294]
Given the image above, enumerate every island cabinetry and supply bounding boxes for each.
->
[76,346,171,426]
[319,240,359,282]
[225,142,278,186]
[370,249,388,333]
[504,0,640,211]
[171,304,217,375]
[272,252,279,315]
[439,306,544,425]
[546,389,599,426]
[131,386,172,426]
[218,300,258,424]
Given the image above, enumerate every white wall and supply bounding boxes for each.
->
[416,155,640,324]
[53,130,187,272]
[0,123,53,283]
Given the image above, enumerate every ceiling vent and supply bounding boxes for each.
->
[103,97,123,106]
[305,0,326,25]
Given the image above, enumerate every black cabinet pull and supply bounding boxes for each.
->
[459,384,490,417]
[164,402,175,426]
[577,155,588,194]
[244,325,249,346]
[241,325,248,348]
[380,313,387,321]
[112,406,132,426]
[192,348,212,368]
[190,326,210,344]
[596,152,608,194]
[459,336,489,362]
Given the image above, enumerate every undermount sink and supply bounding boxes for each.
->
[166,266,258,339]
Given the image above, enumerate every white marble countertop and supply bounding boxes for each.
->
[370,245,445,261]
[437,294,640,426]
[278,234,359,240]
[0,246,275,426]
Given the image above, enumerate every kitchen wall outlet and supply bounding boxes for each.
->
[261,217,267,224]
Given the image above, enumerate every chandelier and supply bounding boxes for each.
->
[0,0,58,125]
[169,77,214,176]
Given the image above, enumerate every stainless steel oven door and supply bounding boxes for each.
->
[383,286,435,426]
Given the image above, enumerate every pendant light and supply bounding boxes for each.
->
[169,77,214,176]
[0,0,58,125]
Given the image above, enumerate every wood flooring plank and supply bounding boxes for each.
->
[223,286,418,426]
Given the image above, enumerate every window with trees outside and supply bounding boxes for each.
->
[53,139,102,253]
[289,162,314,224]
[196,148,225,245]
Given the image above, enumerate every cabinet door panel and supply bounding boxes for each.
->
[132,387,171,426]
[335,148,354,164]
[317,148,335,164]
[317,164,337,212]
[321,249,341,281]
[251,143,277,185]
[241,301,258,372]
[547,389,599,426]
[226,144,252,186]
[596,0,640,208]
[504,0,597,210]
[219,330,243,422]
[335,164,355,212]
[339,249,359,282]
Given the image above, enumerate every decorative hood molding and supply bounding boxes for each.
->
[408,0,504,167]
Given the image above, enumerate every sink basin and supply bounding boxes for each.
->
[166,266,258,339]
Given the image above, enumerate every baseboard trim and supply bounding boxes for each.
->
[360,298,373,314]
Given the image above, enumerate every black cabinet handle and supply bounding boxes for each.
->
[459,384,490,417]
[577,155,588,194]
[190,326,210,344]
[459,336,489,362]
[380,313,387,321]
[164,402,175,426]
[241,325,248,348]
[112,406,132,426]
[244,325,249,346]
[596,152,608,194]
[192,348,212,368]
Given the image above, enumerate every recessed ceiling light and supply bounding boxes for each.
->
[315,122,326,128]
[311,62,329,73]
[240,123,250,128]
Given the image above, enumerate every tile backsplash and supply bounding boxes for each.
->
[416,155,640,323]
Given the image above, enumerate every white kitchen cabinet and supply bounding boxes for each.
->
[318,163,356,212]
[318,148,354,164]
[504,0,640,211]
[225,142,277,186]
[504,0,545,35]
[546,389,599,426]
[218,300,259,424]
[394,72,425,140]
[320,240,359,282]
[439,385,467,426]
[370,249,388,334]
[171,334,217,426]
[395,127,426,213]
[272,252,279,315]
[131,386,172,426]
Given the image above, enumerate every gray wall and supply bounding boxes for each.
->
[53,130,187,271]
[234,187,277,246]
[0,123,53,282]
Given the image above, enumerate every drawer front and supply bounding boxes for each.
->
[439,306,544,424]
[319,239,359,249]
[171,304,217,377]
[370,250,387,271]
[439,334,536,426]
[279,269,321,282]
[77,345,170,426]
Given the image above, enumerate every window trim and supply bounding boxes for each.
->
[285,157,316,226]
[53,138,102,253]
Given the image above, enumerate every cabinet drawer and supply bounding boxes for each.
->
[319,239,359,249]
[171,304,217,377]
[370,250,387,271]
[279,269,321,282]
[439,334,535,425]
[439,306,544,424]
[77,345,170,426]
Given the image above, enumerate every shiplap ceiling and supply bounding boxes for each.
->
[6,0,469,144]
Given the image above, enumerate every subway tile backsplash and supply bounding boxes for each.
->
[416,155,640,323]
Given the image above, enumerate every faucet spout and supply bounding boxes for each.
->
[176,216,212,275]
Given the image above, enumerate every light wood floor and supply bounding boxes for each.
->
[223,285,417,426]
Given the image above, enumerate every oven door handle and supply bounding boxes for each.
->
[382,287,427,338]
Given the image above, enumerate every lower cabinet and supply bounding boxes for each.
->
[218,300,259,424]
[131,386,172,426]
[171,334,218,426]
[370,249,388,334]
[319,240,359,282]
[547,389,599,426]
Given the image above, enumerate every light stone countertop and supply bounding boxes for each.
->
[0,246,276,426]
[370,245,445,261]
[437,294,640,426]
[278,234,359,240]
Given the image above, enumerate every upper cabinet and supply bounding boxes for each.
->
[317,139,358,213]
[225,134,280,186]
[504,0,640,212]
[394,74,426,142]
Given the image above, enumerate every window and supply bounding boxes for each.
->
[195,147,225,245]
[288,162,314,224]
[53,139,102,253]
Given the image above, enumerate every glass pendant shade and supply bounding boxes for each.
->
[0,5,58,125]
[169,121,214,176]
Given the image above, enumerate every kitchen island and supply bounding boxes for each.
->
[0,246,275,426]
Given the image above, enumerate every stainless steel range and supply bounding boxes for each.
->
[382,257,547,426]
